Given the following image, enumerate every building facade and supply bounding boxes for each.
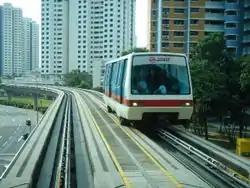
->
[1,3,14,76]
[23,18,39,72]
[12,8,23,76]
[148,0,250,58]
[23,18,32,72]
[0,6,2,75]
[243,0,250,55]
[31,21,39,71]
[0,3,39,76]
[41,0,136,82]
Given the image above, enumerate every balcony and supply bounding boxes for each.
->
[244,24,250,31]
[243,36,250,43]
[205,13,224,20]
[245,1,250,8]
[224,15,239,22]
[225,3,240,9]
[243,47,250,55]
[224,28,238,35]
[204,24,224,32]
[244,12,250,19]
[226,40,237,47]
[205,1,224,9]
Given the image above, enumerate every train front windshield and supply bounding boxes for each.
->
[131,54,191,95]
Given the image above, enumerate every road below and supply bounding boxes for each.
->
[0,105,43,176]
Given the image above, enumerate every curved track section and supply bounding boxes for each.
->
[0,89,64,188]
[35,91,94,188]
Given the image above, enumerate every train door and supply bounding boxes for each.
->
[104,64,108,95]
[105,64,112,97]
[116,60,127,103]
[120,59,127,103]
[111,62,119,100]
[116,61,122,103]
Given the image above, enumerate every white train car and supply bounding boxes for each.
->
[103,52,193,126]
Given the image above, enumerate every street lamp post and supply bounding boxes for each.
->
[36,88,38,125]
[35,72,39,125]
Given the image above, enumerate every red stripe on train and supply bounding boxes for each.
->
[104,90,192,107]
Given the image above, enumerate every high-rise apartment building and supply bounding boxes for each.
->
[148,0,250,58]
[0,3,39,76]
[13,7,23,75]
[0,6,2,75]
[243,0,250,55]
[31,21,40,71]
[23,18,39,72]
[41,0,136,79]
[1,3,14,76]
[23,18,32,72]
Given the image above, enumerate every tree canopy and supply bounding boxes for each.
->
[121,47,149,56]
[189,32,250,139]
[63,70,92,89]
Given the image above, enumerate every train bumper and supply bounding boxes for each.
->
[123,106,193,121]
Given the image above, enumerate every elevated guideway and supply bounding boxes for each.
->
[0,84,249,188]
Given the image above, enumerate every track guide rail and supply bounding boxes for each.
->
[157,129,250,188]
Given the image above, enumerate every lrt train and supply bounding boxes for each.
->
[103,52,193,126]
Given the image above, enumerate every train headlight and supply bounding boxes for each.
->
[128,101,144,107]
[132,102,138,107]
[185,102,190,106]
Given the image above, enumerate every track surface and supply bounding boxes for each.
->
[79,90,211,188]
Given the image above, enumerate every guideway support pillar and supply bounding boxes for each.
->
[33,93,38,110]
[6,92,13,102]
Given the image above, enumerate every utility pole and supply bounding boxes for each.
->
[186,0,191,60]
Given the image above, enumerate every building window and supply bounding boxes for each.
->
[191,20,198,25]
[174,31,184,37]
[226,23,237,28]
[190,31,198,36]
[191,8,199,13]
[174,8,185,14]
[226,10,237,15]
[174,20,184,25]
[173,43,184,48]
[226,35,237,40]
[162,20,169,25]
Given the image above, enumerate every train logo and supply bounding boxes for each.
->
[149,57,157,63]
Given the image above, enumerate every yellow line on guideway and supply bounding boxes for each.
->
[84,104,132,188]
[107,114,183,188]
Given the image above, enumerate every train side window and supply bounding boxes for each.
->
[104,64,108,86]
[116,61,123,86]
[106,64,112,85]
[111,62,118,85]
[116,62,121,86]
[122,59,127,86]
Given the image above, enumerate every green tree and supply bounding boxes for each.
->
[190,59,225,139]
[121,47,149,56]
[63,70,92,88]
[240,55,250,92]
[92,86,104,93]
[189,32,240,139]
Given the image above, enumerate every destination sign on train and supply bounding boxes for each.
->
[149,56,170,63]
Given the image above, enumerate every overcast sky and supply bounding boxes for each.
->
[0,0,148,47]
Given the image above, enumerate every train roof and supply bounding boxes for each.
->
[104,52,187,65]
